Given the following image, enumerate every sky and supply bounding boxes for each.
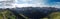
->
[0,0,60,8]
[15,0,60,8]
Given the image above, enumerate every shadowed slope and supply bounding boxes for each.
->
[9,7,60,19]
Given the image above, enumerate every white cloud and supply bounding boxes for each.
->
[15,4,33,8]
[0,0,5,1]
[21,0,32,2]
[0,0,60,8]
[15,3,48,8]
[15,0,47,7]
[0,0,13,1]
[15,2,60,8]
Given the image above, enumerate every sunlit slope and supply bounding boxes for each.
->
[50,12,60,19]
[0,9,16,19]
[44,12,60,19]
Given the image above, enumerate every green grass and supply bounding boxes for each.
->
[0,16,3,19]
[0,10,16,19]
[43,12,60,19]
[50,12,60,19]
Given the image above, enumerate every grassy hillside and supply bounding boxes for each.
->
[0,9,16,19]
[50,12,60,19]
[44,12,60,19]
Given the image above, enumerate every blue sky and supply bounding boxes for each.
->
[16,0,43,4]
[16,0,60,4]
[15,0,60,8]
[46,0,60,5]
[0,0,60,8]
